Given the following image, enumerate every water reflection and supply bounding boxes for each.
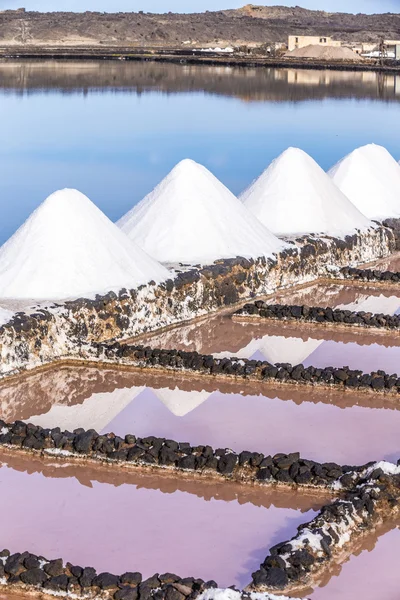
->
[1,61,400,246]
[2,365,400,465]
[0,452,322,588]
[362,250,400,274]
[1,61,400,104]
[141,284,400,373]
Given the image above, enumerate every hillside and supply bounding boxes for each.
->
[0,5,399,48]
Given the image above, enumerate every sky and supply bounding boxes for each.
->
[2,0,400,13]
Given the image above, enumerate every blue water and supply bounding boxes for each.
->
[0,61,400,245]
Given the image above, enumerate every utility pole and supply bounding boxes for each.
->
[379,37,387,65]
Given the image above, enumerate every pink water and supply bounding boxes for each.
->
[0,455,323,589]
[310,522,400,600]
[107,386,400,465]
[1,282,400,597]
[1,365,400,465]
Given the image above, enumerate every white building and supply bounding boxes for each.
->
[288,35,341,52]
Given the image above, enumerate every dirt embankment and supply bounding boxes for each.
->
[0,5,399,48]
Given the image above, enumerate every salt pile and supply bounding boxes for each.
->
[0,189,170,300]
[118,159,283,264]
[241,147,372,237]
[285,45,362,62]
[329,144,400,219]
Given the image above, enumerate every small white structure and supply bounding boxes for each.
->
[118,159,284,265]
[240,147,372,238]
[0,189,170,300]
[329,144,400,220]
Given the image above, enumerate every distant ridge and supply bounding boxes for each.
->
[0,5,399,47]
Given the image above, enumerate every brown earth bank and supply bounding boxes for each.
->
[1,50,399,75]
[0,5,400,49]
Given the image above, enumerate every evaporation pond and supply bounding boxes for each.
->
[0,452,325,588]
[3,366,400,465]
[142,283,400,374]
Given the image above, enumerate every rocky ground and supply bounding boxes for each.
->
[0,5,399,48]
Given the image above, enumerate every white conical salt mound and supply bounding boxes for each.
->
[240,147,372,238]
[329,144,400,220]
[0,189,170,300]
[117,159,283,264]
[155,386,210,417]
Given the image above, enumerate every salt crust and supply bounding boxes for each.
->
[241,147,372,237]
[329,144,400,219]
[118,159,284,264]
[0,189,170,300]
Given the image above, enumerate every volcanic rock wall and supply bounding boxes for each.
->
[0,226,393,379]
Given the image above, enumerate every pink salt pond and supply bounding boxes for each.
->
[0,454,324,589]
[2,364,400,466]
[142,285,400,375]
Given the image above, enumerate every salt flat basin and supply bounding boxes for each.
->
[309,519,400,600]
[3,366,400,466]
[0,451,324,589]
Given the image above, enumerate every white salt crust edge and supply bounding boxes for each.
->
[276,459,400,570]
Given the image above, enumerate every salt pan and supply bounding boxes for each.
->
[241,147,372,237]
[329,144,400,219]
[0,189,170,300]
[118,159,284,264]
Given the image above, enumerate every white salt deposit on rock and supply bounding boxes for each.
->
[241,148,372,238]
[118,159,283,264]
[329,144,400,219]
[0,189,170,300]
[155,386,209,417]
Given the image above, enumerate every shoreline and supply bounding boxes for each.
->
[1,47,399,73]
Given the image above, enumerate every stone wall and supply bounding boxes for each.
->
[250,462,400,594]
[0,226,393,379]
[234,300,400,331]
[0,418,358,489]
